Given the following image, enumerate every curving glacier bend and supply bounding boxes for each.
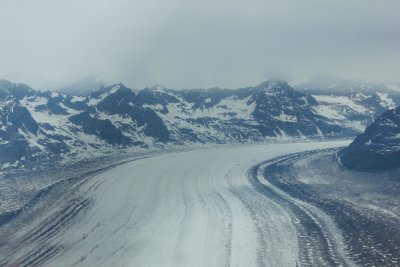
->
[1,141,357,267]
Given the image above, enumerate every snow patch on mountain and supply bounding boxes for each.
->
[376,92,396,109]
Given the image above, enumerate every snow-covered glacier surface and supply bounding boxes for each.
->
[0,140,375,267]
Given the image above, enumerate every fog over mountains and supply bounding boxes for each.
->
[1,78,399,168]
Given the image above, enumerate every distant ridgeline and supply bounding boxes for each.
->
[1,79,400,166]
[339,106,400,172]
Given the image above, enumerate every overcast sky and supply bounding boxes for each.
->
[0,0,399,90]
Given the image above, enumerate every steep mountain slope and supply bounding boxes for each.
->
[0,80,41,164]
[338,106,400,172]
[1,79,399,167]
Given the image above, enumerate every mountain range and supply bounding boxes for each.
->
[1,78,399,168]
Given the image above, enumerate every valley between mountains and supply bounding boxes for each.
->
[0,141,354,267]
[1,141,399,266]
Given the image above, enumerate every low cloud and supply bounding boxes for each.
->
[0,0,399,90]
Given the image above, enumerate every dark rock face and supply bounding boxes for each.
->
[0,140,29,164]
[69,112,132,146]
[1,79,399,165]
[0,82,40,164]
[137,86,180,107]
[95,84,170,142]
[0,79,35,99]
[339,106,400,172]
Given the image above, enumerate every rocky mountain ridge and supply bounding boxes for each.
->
[339,105,400,172]
[1,79,399,167]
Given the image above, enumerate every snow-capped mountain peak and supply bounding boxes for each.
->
[1,79,400,167]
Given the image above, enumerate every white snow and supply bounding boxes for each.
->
[88,85,121,106]
[58,103,80,115]
[18,128,46,150]
[96,111,134,125]
[8,141,351,267]
[313,95,368,114]
[22,101,69,127]
[313,105,366,132]
[143,103,163,110]
[272,112,298,122]
[376,92,396,109]
[71,95,87,103]
[312,94,372,132]
[160,95,256,122]
[21,96,48,107]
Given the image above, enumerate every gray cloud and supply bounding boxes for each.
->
[0,0,399,90]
